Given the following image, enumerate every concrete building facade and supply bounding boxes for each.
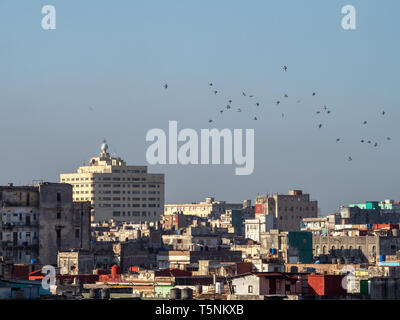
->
[164,197,247,219]
[255,190,318,232]
[60,141,165,223]
[313,235,400,263]
[0,183,91,266]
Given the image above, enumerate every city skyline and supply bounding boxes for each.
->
[1,0,400,215]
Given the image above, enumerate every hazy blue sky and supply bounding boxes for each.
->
[1,0,399,215]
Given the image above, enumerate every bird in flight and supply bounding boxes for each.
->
[220,110,223,114]
[209,83,213,87]
[228,100,232,104]
[242,92,246,97]
[316,111,321,114]
[249,95,254,98]
[281,113,285,118]
[237,108,242,112]
[208,119,213,123]
[283,65,288,72]
[213,90,218,95]
[254,117,258,120]
[348,156,353,161]
[361,140,365,143]
[327,110,331,114]
[382,111,385,115]
[374,142,378,147]
[164,84,168,89]
[226,105,231,110]
[336,138,340,142]
[318,124,323,128]
[367,141,371,144]
[312,92,316,96]
[387,137,391,141]
[363,121,367,125]
[284,94,288,98]
[256,103,260,107]
[276,101,281,105]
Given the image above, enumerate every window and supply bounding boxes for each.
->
[248,285,253,293]
[75,228,80,238]
[57,192,62,202]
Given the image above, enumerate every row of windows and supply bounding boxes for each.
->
[98,203,160,208]
[101,177,146,181]
[74,191,90,194]
[98,197,160,201]
[113,169,146,174]
[278,206,315,211]
[97,190,161,195]
[62,176,161,182]
[71,183,161,189]
[279,215,303,220]
[0,231,38,241]
[103,184,160,188]
[112,211,158,217]
[62,177,92,182]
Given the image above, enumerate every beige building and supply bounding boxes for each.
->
[164,197,245,218]
[60,141,165,223]
[255,190,318,232]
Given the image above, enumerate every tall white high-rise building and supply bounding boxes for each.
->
[60,141,165,223]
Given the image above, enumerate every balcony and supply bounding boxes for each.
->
[1,241,38,249]
[1,221,38,229]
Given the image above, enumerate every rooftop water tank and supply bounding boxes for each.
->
[170,288,181,300]
[181,288,193,300]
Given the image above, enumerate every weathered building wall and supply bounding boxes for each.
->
[38,183,91,266]
[58,250,94,274]
[313,235,400,263]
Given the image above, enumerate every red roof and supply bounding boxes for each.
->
[29,269,43,277]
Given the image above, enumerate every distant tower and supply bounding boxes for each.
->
[100,139,108,154]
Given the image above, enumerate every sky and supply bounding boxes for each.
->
[0,0,399,215]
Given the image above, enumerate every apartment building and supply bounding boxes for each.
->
[60,141,165,223]
[244,215,273,242]
[164,197,248,219]
[255,190,318,232]
[0,183,91,266]
[313,234,400,264]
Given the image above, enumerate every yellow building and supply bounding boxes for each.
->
[60,141,165,223]
[164,197,244,218]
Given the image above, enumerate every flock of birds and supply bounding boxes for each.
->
[162,64,392,162]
